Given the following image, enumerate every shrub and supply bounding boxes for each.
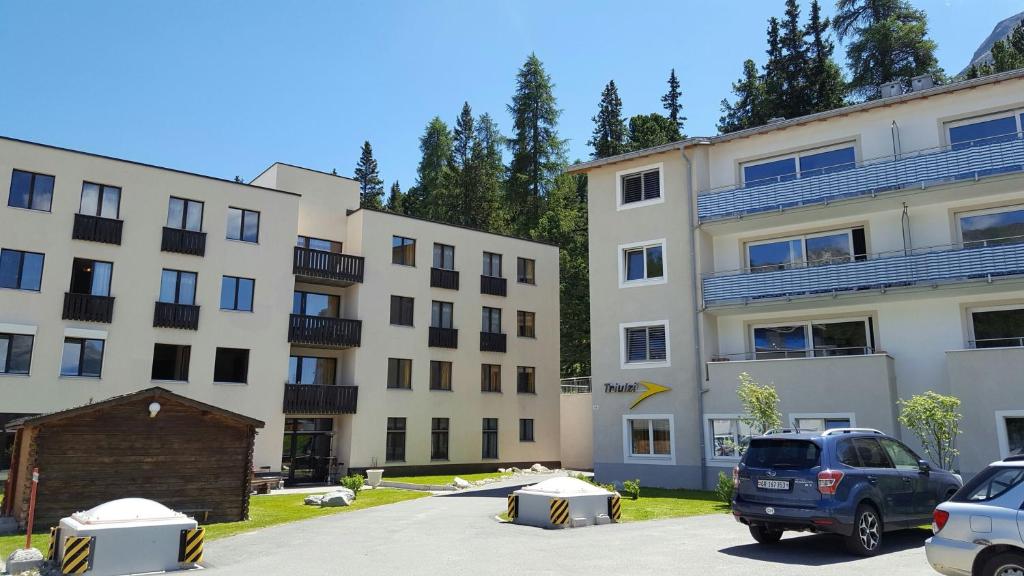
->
[570,472,617,493]
[898,391,962,471]
[622,479,641,500]
[715,471,734,504]
[340,473,365,497]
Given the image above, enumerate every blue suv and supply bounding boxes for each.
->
[731,428,962,555]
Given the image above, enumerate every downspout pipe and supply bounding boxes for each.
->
[681,145,708,490]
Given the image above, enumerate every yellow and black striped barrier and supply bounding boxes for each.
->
[608,494,622,522]
[61,535,93,574]
[179,526,205,564]
[47,526,60,561]
[549,497,569,526]
[506,494,518,520]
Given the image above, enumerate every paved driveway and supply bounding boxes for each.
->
[203,483,937,575]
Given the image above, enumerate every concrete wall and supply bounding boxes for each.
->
[559,393,594,470]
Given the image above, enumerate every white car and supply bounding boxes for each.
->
[926,456,1024,576]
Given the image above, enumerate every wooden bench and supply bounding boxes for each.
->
[251,475,282,495]
[179,508,212,523]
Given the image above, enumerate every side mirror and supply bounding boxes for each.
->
[918,459,931,473]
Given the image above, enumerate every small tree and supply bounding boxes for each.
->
[737,372,782,435]
[898,391,962,471]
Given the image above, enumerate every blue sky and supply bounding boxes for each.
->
[1,0,1021,192]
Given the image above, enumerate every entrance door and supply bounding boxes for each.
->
[282,418,334,485]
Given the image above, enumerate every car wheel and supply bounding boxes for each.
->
[749,524,783,544]
[982,552,1024,576]
[845,504,883,556]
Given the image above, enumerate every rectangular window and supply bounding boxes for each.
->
[431,301,454,329]
[60,338,104,377]
[742,145,855,187]
[519,419,535,442]
[743,157,797,188]
[159,269,197,305]
[517,311,536,338]
[151,344,190,381]
[482,252,502,277]
[220,276,254,311]
[431,418,450,460]
[482,418,498,459]
[794,416,852,432]
[481,307,502,334]
[433,243,455,270]
[0,333,33,374]
[0,249,44,291]
[623,243,664,283]
[213,347,249,383]
[387,358,412,389]
[69,258,112,296]
[288,356,336,385]
[970,307,1024,348]
[79,182,121,219]
[392,236,416,266]
[390,295,415,326]
[430,360,452,391]
[747,228,865,272]
[1005,417,1024,456]
[386,417,406,462]
[517,366,535,394]
[166,197,204,231]
[709,418,752,459]
[296,236,342,253]
[226,207,260,243]
[627,417,672,457]
[949,114,1020,150]
[293,291,339,317]
[481,364,501,392]
[517,257,536,284]
[8,169,54,212]
[958,206,1024,248]
[753,318,872,359]
[621,168,661,204]
[624,324,667,364]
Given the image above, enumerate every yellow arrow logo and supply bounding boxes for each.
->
[630,381,671,409]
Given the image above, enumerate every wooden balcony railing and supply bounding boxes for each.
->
[429,327,459,349]
[480,331,507,353]
[283,384,358,414]
[153,302,200,330]
[72,213,123,245]
[430,267,460,290]
[480,275,507,296]
[288,315,362,348]
[62,292,115,323]
[293,247,364,286]
[161,227,206,257]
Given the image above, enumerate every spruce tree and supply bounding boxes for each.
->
[719,59,769,133]
[471,113,506,232]
[777,0,810,118]
[385,180,405,213]
[763,17,785,118]
[626,114,678,151]
[354,141,384,209]
[805,0,847,112]
[661,69,685,139]
[588,80,627,159]
[406,117,454,220]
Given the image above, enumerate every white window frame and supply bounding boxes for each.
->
[745,228,858,271]
[945,109,1024,146]
[616,163,665,211]
[618,239,668,288]
[740,142,856,187]
[620,320,671,369]
[995,410,1024,459]
[955,204,1024,246]
[749,317,872,358]
[789,413,857,432]
[622,414,675,465]
[966,303,1024,348]
[704,413,748,464]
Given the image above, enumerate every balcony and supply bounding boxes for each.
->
[161,226,206,257]
[288,315,361,349]
[430,267,460,290]
[480,275,507,297]
[62,293,115,323]
[429,327,458,348]
[480,331,507,353]
[697,134,1024,222]
[703,239,1024,308]
[293,247,364,287]
[283,384,358,415]
[153,302,200,330]
[72,213,123,245]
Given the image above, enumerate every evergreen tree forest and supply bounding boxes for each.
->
[966,19,1024,78]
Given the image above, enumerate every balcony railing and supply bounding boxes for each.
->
[72,213,123,245]
[161,226,206,256]
[283,384,358,415]
[288,315,362,348]
[62,292,115,323]
[702,236,1024,307]
[480,331,507,353]
[293,247,364,286]
[480,275,507,296]
[710,347,875,361]
[560,377,592,394]
[428,326,458,348]
[153,302,200,330]
[430,267,460,290]
[968,337,1024,349]
[697,132,1024,222]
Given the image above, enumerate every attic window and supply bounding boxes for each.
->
[621,168,661,205]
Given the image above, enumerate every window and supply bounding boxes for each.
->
[151,344,190,381]
[166,197,203,231]
[625,416,673,460]
[386,417,406,462]
[838,438,893,468]
[8,169,54,212]
[159,270,197,305]
[226,207,260,243]
[742,145,855,187]
[390,296,415,326]
[482,418,498,459]
[433,243,455,270]
[288,356,336,385]
[517,366,535,394]
[623,323,668,366]
[430,360,452,391]
[431,301,453,329]
[213,347,249,383]
[954,466,1024,503]
[69,258,112,296]
[0,249,44,291]
[619,166,661,206]
[958,206,1024,248]
[220,276,254,311]
[60,338,104,377]
[517,311,535,338]
[879,438,921,471]
[482,252,502,277]
[431,418,450,460]
[79,182,120,219]
[392,236,416,266]
[792,416,852,432]
[519,419,535,442]
[622,242,665,285]
[747,228,866,272]
[708,418,752,459]
[481,307,502,334]
[0,333,33,374]
[517,257,535,284]
[997,412,1024,458]
[752,318,872,359]
[293,291,339,317]
[481,364,501,392]
[387,358,412,389]
[297,236,342,253]
[948,113,1022,150]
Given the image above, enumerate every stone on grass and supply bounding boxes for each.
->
[530,463,549,473]
[452,477,471,489]
[5,547,44,575]
[304,495,324,506]
[498,468,507,473]
[320,488,355,507]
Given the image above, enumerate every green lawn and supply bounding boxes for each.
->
[499,488,728,524]
[382,471,511,486]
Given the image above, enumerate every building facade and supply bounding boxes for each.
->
[0,138,560,485]
[574,69,1024,488]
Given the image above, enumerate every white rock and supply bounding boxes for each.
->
[320,488,355,507]
[530,463,549,473]
[303,495,324,506]
[498,468,507,473]
[452,477,472,489]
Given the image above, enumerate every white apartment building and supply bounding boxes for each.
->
[573,69,1024,489]
[0,137,560,485]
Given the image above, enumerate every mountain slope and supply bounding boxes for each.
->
[961,10,1024,74]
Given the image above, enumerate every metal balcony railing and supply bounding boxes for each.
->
[72,213,123,245]
[559,377,592,394]
[702,235,1024,307]
[288,315,362,348]
[697,132,1024,222]
[283,384,358,414]
[62,292,115,323]
[293,247,364,286]
[709,347,876,362]
[968,337,1024,349]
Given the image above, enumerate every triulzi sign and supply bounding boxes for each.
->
[604,381,671,409]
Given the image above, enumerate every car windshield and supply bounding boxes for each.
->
[953,466,1024,502]
[744,439,821,469]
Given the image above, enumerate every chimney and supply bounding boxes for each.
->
[910,74,935,92]
[879,81,903,98]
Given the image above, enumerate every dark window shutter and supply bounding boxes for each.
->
[626,328,647,361]
[622,175,642,204]
[643,170,661,200]
[647,326,667,360]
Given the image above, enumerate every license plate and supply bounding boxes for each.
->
[756,479,791,490]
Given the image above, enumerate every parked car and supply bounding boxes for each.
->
[926,456,1024,576]
[732,428,962,556]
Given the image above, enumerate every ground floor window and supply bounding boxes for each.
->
[282,418,334,485]
[482,418,498,459]
[519,418,535,442]
[386,417,406,462]
[431,418,449,460]
[707,417,752,459]
[624,415,673,462]
[792,415,853,433]
[997,412,1024,457]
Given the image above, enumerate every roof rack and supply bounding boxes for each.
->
[1003,454,1024,462]
[821,428,884,436]
[763,428,818,435]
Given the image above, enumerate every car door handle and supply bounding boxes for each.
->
[902,477,912,483]
[867,476,878,484]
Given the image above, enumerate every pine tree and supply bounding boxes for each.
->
[470,113,506,232]
[763,17,785,117]
[385,180,405,213]
[405,117,454,220]
[805,0,847,112]
[661,69,685,139]
[719,59,768,133]
[588,80,627,159]
[449,102,477,225]
[626,114,678,151]
[991,21,1024,73]
[777,0,810,118]
[354,141,384,209]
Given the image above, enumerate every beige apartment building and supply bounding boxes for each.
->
[0,137,560,485]
[573,69,1024,488]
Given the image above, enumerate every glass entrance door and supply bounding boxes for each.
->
[282,418,335,485]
